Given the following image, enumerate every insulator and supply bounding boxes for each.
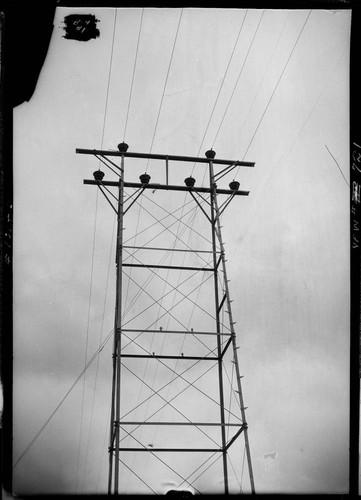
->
[205,149,216,159]
[139,173,151,184]
[93,170,105,181]
[229,180,240,191]
[117,142,129,152]
[184,176,196,187]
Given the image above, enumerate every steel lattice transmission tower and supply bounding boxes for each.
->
[77,143,256,495]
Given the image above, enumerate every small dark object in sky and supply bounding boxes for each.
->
[62,14,100,42]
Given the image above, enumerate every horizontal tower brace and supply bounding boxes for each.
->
[122,263,214,272]
[120,354,218,361]
[77,148,255,167]
[122,328,231,336]
[117,422,243,426]
[124,245,219,254]
[111,447,222,453]
[84,179,249,196]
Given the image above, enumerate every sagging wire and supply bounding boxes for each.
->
[211,10,265,149]
[123,9,144,142]
[190,10,248,178]
[146,9,184,172]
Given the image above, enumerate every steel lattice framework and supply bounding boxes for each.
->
[78,144,256,495]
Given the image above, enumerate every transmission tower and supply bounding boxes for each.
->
[77,143,255,495]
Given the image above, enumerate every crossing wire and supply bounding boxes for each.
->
[123,9,144,141]
[325,144,349,187]
[121,362,220,447]
[81,212,116,489]
[76,188,99,492]
[229,11,290,164]
[126,197,198,454]
[239,10,312,165]
[211,10,265,149]
[121,199,209,321]
[117,455,158,494]
[121,248,218,353]
[100,9,118,150]
[146,9,184,171]
[190,10,248,177]
[233,44,348,246]
[121,331,240,420]
[77,10,118,489]
[13,327,115,469]
[119,426,203,495]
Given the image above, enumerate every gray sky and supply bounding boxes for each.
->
[13,7,350,495]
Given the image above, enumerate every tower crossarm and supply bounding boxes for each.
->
[76,148,255,167]
[84,179,249,196]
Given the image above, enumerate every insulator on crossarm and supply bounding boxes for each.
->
[205,149,216,159]
[117,142,129,152]
[139,173,151,184]
[93,170,105,181]
[184,176,196,187]
[229,180,240,191]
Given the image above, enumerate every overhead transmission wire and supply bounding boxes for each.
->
[126,200,195,449]
[100,9,118,152]
[121,198,208,322]
[118,427,203,495]
[190,10,248,178]
[13,326,115,469]
[235,9,312,175]
[211,10,265,149]
[235,42,348,247]
[76,188,99,492]
[123,8,144,141]
[229,11,290,162]
[122,251,230,340]
[76,9,118,491]
[325,144,349,187]
[146,9,184,172]
[120,330,237,420]
[81,213,117,489]
[134,205,208,477]
[121,186,216,476]
[121,362,220,447]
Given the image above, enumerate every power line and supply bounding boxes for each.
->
[234,43,348,247]
[76,188,99,492]
[212,10,265,149]
[190,10,248,176]
[325,144,349,187]
[100,9,118,150]
[146,9,184,171]
[240,10,312,163]
[13,328,114,469]
[230,11,290,162]
[123,9,144,141]
[81,212,116,489]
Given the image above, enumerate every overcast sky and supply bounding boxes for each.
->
[13,6,351,495]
